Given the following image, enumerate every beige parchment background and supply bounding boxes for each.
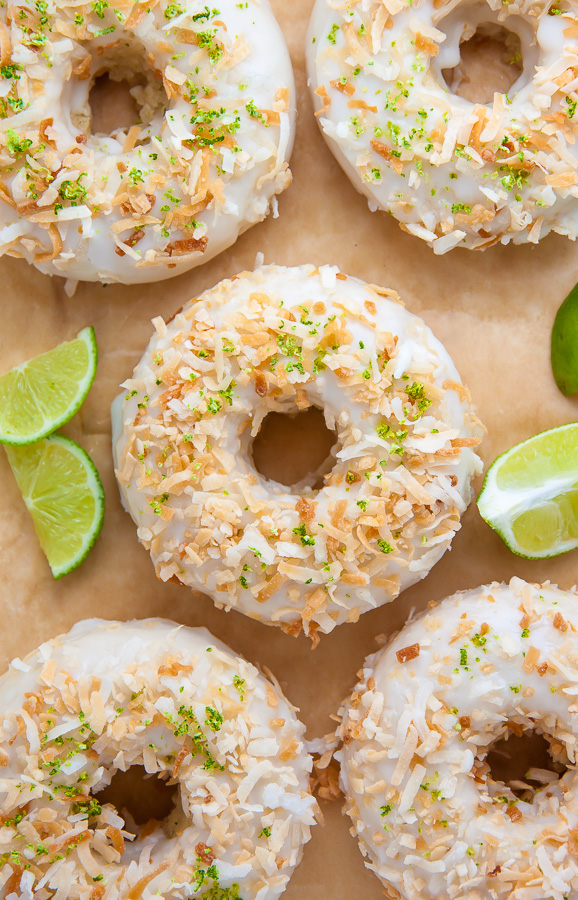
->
[2,1,578,895]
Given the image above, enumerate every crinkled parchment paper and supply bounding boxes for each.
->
[2,2,578,896]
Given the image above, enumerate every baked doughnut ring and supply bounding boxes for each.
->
[112,263,483,640]
[0,618,317,898]
[307,0,578,253]
[338,578,578,900]
[0,0,295,283]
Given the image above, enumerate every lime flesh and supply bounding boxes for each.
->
[477,423,578,558]
[6,434,105,578]
[0,326,97,445]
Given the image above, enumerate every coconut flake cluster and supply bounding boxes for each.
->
[337,578,578,900]
[0,619,317,900]
[113,264,483,641]
[0,0,294,282]
[308,0,578,253]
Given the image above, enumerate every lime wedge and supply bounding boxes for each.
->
[477,423,578,558]
[552,284,578,396]
[0,327,97,445]
[5,434,104,578]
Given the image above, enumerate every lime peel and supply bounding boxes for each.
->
[551,283,578,396]
[477,422,578,559]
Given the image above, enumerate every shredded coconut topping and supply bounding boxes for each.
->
[0,618,316,899]
[0,0,295,283]
[308,0,578,252]
[338,578,578,900]
[112,263,483,641]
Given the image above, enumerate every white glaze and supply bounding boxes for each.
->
[112,264,483,639]
[0,0,295,282]
[307,0,578,252]
[0,618,316,899]
[338,578,578,900]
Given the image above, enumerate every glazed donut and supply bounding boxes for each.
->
[112,263,483,640]
[337,577,578,900]
[0,618,317,899]
[307,0,578,253]
[0,0,295,283]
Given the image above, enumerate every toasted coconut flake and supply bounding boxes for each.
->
[0,19,10,65]
[314,85,330,117]
[370,139,403,175]
[330,77,355,96]
[396,643,420,664]
[168,236,209,256]
[34,224,63,263]
[415,32,438,55]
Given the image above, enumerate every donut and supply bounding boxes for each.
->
[0,618,317,899]
[0,0,295,283]
[337,577,578,900]
[307,0,578,253]
[112,263,483,640]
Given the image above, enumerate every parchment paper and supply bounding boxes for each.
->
[2,2,578,896]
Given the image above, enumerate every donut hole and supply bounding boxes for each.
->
[95,765,180,834]
[485,727,569,801]
[89,74,142,134]
[441,23,523,103]
[251,407,338,489]
[72,37,169,137]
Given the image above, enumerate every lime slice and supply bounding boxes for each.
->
[552,284,578,396]
[5,434,105,578]
[477,423,578,558]
[0,326,97,445]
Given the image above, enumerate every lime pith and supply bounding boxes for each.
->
[6,434,105,578]
[0,326,97,445]
[477,422,578,559]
